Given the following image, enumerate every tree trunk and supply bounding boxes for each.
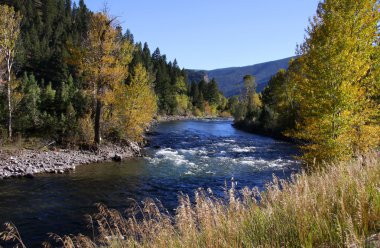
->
[7,63,12,141]
[94,98,102,144]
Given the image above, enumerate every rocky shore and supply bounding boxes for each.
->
[0,142,141,179]
[0,117,231,180]
[155,115,231,122]
[155,115,203,122]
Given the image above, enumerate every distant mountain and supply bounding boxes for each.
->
[186,57,294,97]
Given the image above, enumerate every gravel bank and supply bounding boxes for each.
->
[155,115,231,122]
[0,142,141,179]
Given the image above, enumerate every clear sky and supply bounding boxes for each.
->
[83,0,320,70]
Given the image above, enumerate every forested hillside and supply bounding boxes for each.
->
[0,0,228,146]
[187,57,292,97]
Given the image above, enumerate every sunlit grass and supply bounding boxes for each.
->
[2,154,380,247]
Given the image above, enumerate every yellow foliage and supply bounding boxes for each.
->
[175,94,191,116]
[81,12,133,143]
[204,102,218,116]
[78,114,95,144]
[111,64,157,142]
[290,0,380,164]
[192,107,203,117]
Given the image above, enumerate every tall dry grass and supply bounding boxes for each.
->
[2,154,380,247]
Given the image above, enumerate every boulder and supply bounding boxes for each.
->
[113,154,122,162]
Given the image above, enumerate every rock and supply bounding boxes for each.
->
[0,142,140,179]
[54,169,64,174]
[113,154,122,162]
[25,173,34,179]
[128,141,142,155]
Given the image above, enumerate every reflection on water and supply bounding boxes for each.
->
[0,119,300,247]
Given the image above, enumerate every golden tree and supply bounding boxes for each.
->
[107,64,157,142]
[81,12,133,144]
[0,5,22,140]
[292,0,380,164]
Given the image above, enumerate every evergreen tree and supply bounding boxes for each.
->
[16,73,41,131]
[206,78,220,105]
[190,81,200,106]
[142,42,153,72]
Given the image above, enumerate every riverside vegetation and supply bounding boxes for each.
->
[231,0,380,165]
[1,0,380,247]
[0,0,229,148]
[0,0,229,176]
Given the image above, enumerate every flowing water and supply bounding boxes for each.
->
[0,119,300,247]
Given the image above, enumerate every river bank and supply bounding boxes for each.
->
[155,115,231,122]
[232,120,300,143]
[0,116,226,180]
[0,142,141,179]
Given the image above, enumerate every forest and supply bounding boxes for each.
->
[0,0,379,247]
[0,0,228,146]
[0,0,378,165]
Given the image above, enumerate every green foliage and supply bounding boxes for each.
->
[5,0,91,84]
[0,0,230,146]
[187,78,227,116]
[15,73,41,131]
[204,79,220,105]
[259,67,298,133]
[231,75,262,124]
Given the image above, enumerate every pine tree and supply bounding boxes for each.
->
[206,78,220,105]
[124,29,134,44]
[190,81,199,106]
[17,73,41,131]
[142,42,153,72]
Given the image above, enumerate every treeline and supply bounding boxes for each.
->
[0,0,227,146]
[188,79,228,116]
[131,43,228,116]
[233,0,380,165]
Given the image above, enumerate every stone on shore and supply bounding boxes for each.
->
[0,143,142,179]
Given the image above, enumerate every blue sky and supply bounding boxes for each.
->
[84,0,320,70]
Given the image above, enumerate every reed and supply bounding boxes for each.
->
[2,154,380,247]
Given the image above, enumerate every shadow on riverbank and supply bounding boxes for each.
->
[232,121,300,144]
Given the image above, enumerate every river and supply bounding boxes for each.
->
[0,119,300,247]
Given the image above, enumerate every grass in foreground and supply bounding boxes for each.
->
[2,154,380,247]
